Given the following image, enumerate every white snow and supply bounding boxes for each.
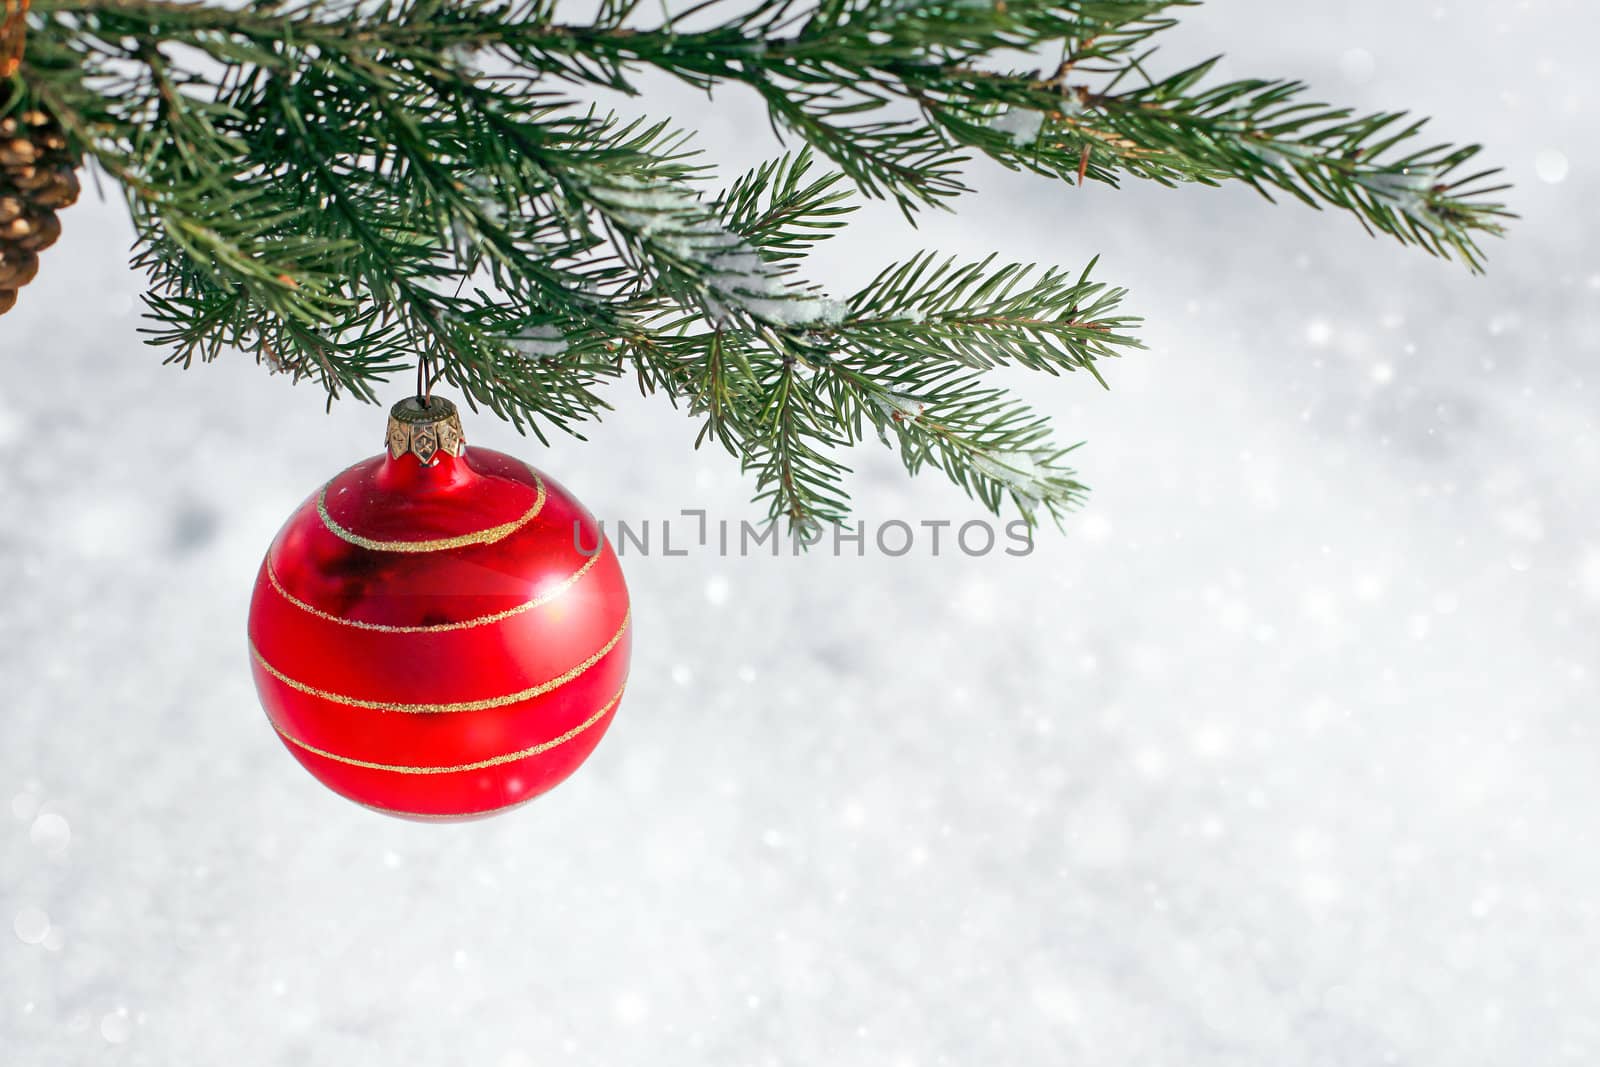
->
[970,448,1047,491]
[989,107,1046,148]
[1,2,1596,1064]
[868,390,927,422]
[504,323,569,359]
[1535,148,1570,184]
[13,907,50,945]
[1241,137,1319,171]
[99,1010,132,1044]
[591,178,848,328]
[28,812,70,855]
[1356,165,1449,222]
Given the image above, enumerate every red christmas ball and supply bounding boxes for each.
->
[247,396,630,821]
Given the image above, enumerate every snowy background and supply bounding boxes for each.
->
[3,1,1597,1063]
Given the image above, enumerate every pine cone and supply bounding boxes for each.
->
[0,93,80,317]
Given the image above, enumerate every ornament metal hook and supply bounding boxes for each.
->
[416,347,442,408]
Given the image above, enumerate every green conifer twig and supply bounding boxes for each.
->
[11,0,1510,525]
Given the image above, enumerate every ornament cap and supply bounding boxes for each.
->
[387,395,465,465]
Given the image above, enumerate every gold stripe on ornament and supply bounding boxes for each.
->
[353,791,545,821]
[264,550,601,633]
[315,469,547,553]
[248,609,630,714]
[274,684,625,775]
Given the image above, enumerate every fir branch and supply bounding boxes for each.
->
[28,0,1511,262]
[619,153,1142,524]
[11,0,1512,527]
